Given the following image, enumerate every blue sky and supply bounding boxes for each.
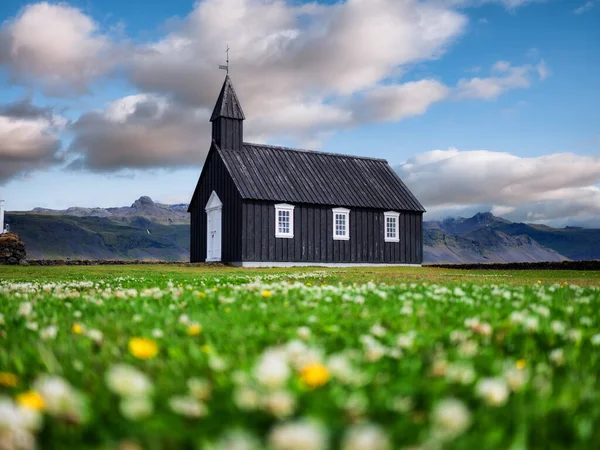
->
[0,0,598,227]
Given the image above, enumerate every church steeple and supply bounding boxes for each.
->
[210,75,245,150]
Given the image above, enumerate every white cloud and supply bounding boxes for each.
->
[0,98,64,183]
[455,61,543,99]
[398,148,600,225]
[0,2,114,94]
[69,94,211,171]
[536,60,551,80]
[574,1,596,14]
[128,0,467,139]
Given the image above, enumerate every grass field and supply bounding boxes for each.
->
[1,265,599,450]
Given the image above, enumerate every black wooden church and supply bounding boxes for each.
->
[188,75,425,266]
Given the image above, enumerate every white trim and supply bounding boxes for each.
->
[384,211,400,243]
[205,191,223,212]
[230,262,421,268]
[275,203,295,238]
[332,207,350,240]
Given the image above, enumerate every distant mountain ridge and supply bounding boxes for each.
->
[5,198,599,263]
[27,196,189,225]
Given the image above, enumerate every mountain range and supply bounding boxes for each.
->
[4,197,599,263]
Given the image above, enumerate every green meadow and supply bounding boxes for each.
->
[0,265,599,450]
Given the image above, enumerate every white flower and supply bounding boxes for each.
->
[179,314,190,325]
[34,375,87,422]
[370,324,386,337]
[120,396,153,421]
[169,395,208,418]
[591,334,600,346]
[18,302,33,317]
[341,423,390,450]
[0,397,41,450]
[152,328,164,339]
[445,363,476,385]
[551,321,566,335]
[268,420,327,450]
[431,398,472,440]
[40,325,58,340]
[234,387,261,411]
[87,329,103,343]
[549,348,565,366]
[188,378,211,401]
[504,367,529,392]
[567,329,582,343]
[396,332,416,349]
[105,364,153,398]
[297,326,311,341]
[264,391,296,418]
[476,377,510,406]
[524,316,539,332]
[254,349,290,390]
[213,430,260,450]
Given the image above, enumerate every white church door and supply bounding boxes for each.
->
[205,191,223,262]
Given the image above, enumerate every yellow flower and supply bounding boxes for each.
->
[201,345,212,354]
[0,372,19,387]
[187,324,202,336]
[516,359,526,370]
[16,391,45,411]
[72,323,83,334]
[261,290,273,298]
[197,292,206,298]
[225,307,231,313]
[300,363,330,388]
[537,280,542,284]
[128,337,159,360]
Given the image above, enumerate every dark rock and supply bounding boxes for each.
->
[0,232,27,265]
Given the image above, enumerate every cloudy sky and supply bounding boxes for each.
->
[0,0,598,227]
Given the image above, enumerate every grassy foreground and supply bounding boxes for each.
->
[0,265,599,450]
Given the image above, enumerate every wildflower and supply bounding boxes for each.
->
[16,391,45,411]
[18,302,33,317]
[476,377,510,406]
[40,325,58,340]
[268,420,327,450]
[370,324,386,337]
[169,395,208,418]
[300,363,330,388]
[87,329,103,344]
[120,396,153,421]
[213,430,260,450]
[234,387,261,411]
[72,323,83,334]
[128,337,158,360]
[549,348,565,366]
[264,390,296,418]
[591,333,600,346]
[261,290,273,298]
[106,364,153,398]
[341,423,390,450]
[187,323,202,336]
[34,375,87,422]
[254,349,290,390]
[431,398,472,440]
[297,326,311,341]
[504,366,529,391]
[152,328,164,339]
[187,378,211,401]
[516,359,526,370]
[0,372,19,388]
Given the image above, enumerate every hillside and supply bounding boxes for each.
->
[5,199,598,263]
[5,213,189,261]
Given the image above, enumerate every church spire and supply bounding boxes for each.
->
[210,75,245,150]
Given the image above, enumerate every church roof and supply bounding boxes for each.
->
[210,75,245,121]
[217,143,425,212]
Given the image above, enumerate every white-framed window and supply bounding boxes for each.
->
[384,211,400,242]
[275,203,295,238]
[332,207,350,240]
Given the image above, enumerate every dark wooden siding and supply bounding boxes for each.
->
[212,118,243,151]
[189,145,242,262]
[241,200,423,264]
